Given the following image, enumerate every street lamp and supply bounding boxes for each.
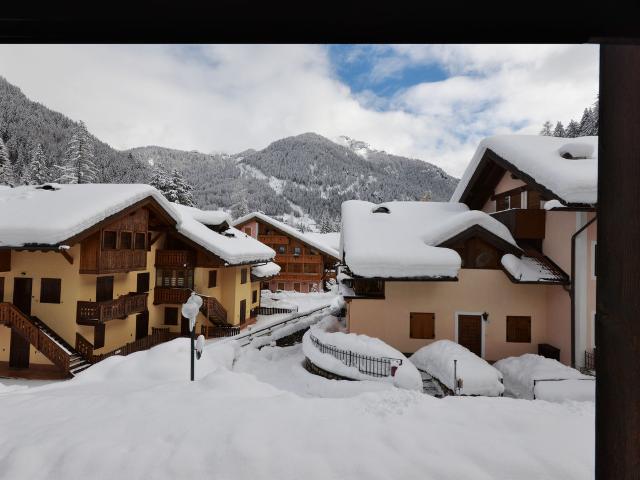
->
[181,292,205,381]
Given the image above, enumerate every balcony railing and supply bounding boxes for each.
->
[97,249,147,273]
[155,250,195,268]
[77,292,148,324]
[491,208,546,240]
[275,272,323,282]
[153,287,192,305]
[258,234,289,245]
[275,254,323,264]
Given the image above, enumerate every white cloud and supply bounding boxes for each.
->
[0,44,598,177]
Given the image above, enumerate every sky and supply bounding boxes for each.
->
[0,44,599,177]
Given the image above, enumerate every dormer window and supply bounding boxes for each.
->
[372,206,390,214]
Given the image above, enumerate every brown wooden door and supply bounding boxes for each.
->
[135,312,149,340]
[458,314,482,357]
[10,278,32,368]
[239,299,246,324]
[96,276,114,302]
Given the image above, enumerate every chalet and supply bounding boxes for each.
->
[451,135,597,368]
[233,212,340,293]
[0,184,275,379]
[339,200,569,363]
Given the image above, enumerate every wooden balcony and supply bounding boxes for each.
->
[491,209,546,240]
[153,287,191,305]
[259,234,289,245]
[77,293,148,325]
[155,250,195,268]
[83,249,147,274]
[275,254,323,264]
[275,272,324,282]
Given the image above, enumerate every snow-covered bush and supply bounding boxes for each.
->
[410,340,504,396]
[493,354,594,402]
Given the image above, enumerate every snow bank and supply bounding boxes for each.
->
[452,135,598,205]
[171,202,231,227]
[501,253,564,283]
[0,184,178,247]
[410,340,504,396]
[251,261,281,278]
[302,326,422,391]
[233,211,340,259]
[494,354,594,402]
[340,200,517,279]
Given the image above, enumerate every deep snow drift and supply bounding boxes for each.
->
[0,337,594,480]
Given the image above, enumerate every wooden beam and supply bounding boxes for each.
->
[59,250,74,265]
[596,44,640,479]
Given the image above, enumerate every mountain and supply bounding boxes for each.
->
[129,133,458,224]
[0,76,150,184]
[0,76,458,226]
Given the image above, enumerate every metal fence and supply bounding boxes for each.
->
[308,332,402,378]
[253,305,299,316]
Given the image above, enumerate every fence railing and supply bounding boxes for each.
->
[200,325,241,338]
[308,332,402,378]
[253,305,299,316]
[585,349,596,371]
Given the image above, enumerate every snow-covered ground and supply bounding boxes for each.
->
[252,290,339,330]
[0,335,595,480]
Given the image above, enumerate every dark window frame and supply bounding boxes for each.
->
[278,245,286,254]
[0,277,4,302]
[240,268,248,285]
[94,324,105,349]
[102,230,117,250]
[208,270,218,288]
[410,312,436,339]
[506,315,532,343]
[164,307,179,325]
[119,231,133,250]
[136,272,150,293]
[134,232,147,250]
[40,278,62,304]
[252,290,258,303]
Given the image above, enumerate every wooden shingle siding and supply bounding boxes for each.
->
[506,316,531,343]
[410,312,435,339]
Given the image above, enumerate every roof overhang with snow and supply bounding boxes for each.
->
[233,212,340,260]
[451,135,598,210]
[340,200,521,280]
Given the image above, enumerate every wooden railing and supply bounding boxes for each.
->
[275,254,323,264]
[153,287,191,305]
[97,249,147,273]
[76,293,148,324]
[155,250,195,268]
[275,272,324,282]
[0,302,71,374]
[201,296,228,324]
[253,305,298,315]
[200,324,240,338]
[258,235,289,245]
[76,327,179,363]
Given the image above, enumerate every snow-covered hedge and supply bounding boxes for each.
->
[493,354,594,402]
[302,325,422,391]
[410,340,504,396]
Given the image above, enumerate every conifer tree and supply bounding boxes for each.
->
[539,121,553,136]
[171,169,195,206]
[0,137,15,186]
[55,121,97,184]
[565,119,580,138]
[553,121,566,138]
[578,108,594,137]
[23,143,50,185]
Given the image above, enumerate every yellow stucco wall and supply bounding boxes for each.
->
[347,269,554,361]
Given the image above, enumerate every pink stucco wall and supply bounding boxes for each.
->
[347,269,553,361]
[481,172,526,213]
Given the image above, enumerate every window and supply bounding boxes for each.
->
[40,278,62,304]
[120,231,133,250]
[164,307,179,325]
[288,263,302,273]
[410,312,435,339]
[277,282,285,291]
[102,230,117,249]
[156,269,194,289]
[0,277,4,302]
[244,227,252,236]
[293,283,301,292]
[278,245,286,254]
[240,268,248,284]
[239,299,246,323]
[506,316,531,343]
[136,272,150,293]
[94,324,105,349]
[252,290,258,303]
[293,246,301,256]
[208,270,218,288]
[303,263,318,273]
[261,282,269,290]
[134,232,146,250]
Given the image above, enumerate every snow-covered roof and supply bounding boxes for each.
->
[173,206,275,265]
[501,254,567,284]
[451,135,598,205]
[340,200,519,279]
[232,212,340,259]
[304,232,340,253]
[0,184,179,248]
[251,261,281,279]
[171,203,231,227]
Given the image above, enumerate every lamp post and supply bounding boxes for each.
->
[181,292,204,381]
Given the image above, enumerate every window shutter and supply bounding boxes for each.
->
[410,312,435,339]
[506,316,531,342]
[94,324,106,349]
[40,278,62,304]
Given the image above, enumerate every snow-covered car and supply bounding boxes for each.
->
[493,354,595,402]
[410,340,504,396]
